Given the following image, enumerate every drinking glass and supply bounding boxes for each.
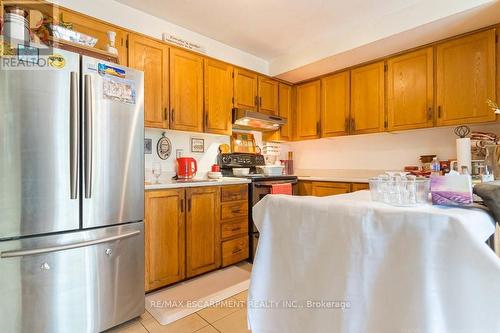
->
[152,162,161,184]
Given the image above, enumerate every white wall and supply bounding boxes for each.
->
[280,123,500,171]
[145,129,229,182]
[51,0,268,73]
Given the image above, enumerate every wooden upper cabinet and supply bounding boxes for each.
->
[59,9,128,64]
[186,187,221,278]
[128,34,169,129]
[258,77,279,115]
[170,48,204,132]
[204,59,233,135]
[262,83,293,142]
[321,71,350,137]
[350,62,385,134]
[278,83,293,141]
[145,189,185,291]
[387,48,434,131]
[436,29,497,126]
[234,68,258,110]
[295,80,321,140]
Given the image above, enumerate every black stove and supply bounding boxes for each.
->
[217,153,296,181]
[218,153,297,262]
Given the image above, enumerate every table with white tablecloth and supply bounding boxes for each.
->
[248,191,500,333]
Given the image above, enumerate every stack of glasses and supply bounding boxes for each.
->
[369,172,430,206]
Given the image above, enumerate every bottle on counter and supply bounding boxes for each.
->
[430,157,441,176]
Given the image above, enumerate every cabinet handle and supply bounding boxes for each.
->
[427,107,433,121]
[352,118,356,131]
[254,96,258,107]
[188,198,191,212]
[316,122,320,135]
[344,118,349,133]
[231,227,241,232]
[259,96,262,107]
[205,112,208,127]
[231,208,241,213]
[180,199,184,213]
[438,106,442,118]
[232,248,243,254]
[164,107,169,122]
[171,108,175,123]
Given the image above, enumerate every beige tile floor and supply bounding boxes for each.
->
[105,289,250,333]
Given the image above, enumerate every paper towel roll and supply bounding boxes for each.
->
[456,138,472,173]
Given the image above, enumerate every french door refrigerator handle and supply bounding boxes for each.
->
[84,74,93,199]
[70,71,79,200]
[0,230,141,258]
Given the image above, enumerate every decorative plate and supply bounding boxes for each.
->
[157,134,172,160]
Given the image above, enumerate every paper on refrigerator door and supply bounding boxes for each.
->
[102,76,136,104]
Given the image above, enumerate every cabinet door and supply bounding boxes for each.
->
[170,48,204,132]
[296,80,321,140]
[351,183,369,192]
[59,9,128,65]
[145,189,185,291]
[262,83,293,142]
[186,187,221,278]
[311,182,351,197]
[351,62,385,134]
[279,83,293,140]
[321,71,350,137]
[258,77,279,115]
[436,30,496,126]
[234,68,258,111]
[128,34,169,128]
[204,59,233,135]
[387,48,434,131]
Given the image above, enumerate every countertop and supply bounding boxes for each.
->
[145,177,251,190]
[294,169,387,183]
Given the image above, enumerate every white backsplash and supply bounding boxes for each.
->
[278,123,500,171]
[145,128,230,182]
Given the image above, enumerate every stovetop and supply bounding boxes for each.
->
[217,153,296,182]
[234,174,297,182]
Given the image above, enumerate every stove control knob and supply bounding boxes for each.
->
[222,156,231,163]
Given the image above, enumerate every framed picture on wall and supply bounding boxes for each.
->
[191,138,205,153]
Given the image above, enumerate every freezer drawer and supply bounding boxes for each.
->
[0,222,145,333]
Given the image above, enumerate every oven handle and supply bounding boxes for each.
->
[253,180,297,187]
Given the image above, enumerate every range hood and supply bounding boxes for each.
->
[232,108,286,131]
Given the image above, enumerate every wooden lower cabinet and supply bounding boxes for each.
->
[145,189,185,292]
[186,187,221,278]
[351,183,370,192]
[298,180,369,196]
[311,182,350,197]
[222,236,249,267]
[220,184,250,267]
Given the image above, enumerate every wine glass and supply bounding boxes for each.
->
[152,162,161,184]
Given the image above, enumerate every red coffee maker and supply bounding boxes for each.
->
[176,157,197,180]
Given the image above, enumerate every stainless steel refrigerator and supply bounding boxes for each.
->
[0,48,145,333]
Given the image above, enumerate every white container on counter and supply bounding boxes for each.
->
[257,165,285,176]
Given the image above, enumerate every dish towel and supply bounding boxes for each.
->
[270,183,292,195]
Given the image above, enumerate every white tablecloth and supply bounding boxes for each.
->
[248,191,500,333]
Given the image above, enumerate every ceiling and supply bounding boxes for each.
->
[115,0,499,82]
